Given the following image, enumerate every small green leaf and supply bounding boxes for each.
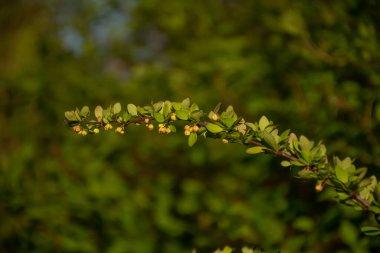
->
[190,110,203,121]
[222,117,235,128]
[259,116,270,130]
[162,101,172,116]
[262,130,278,150]
[168,125,176,133]
[188,132,198,147]
[172,102,181,110]
[246,146,266,154]
[176,109,189,120]
[361,226,380,236]
[299,135,313,151]
[281,161,291,167]
[245,122,257,131]
[335,165,349,183]
[64,111,77,121]
[181,98,190,109]
[127,104,138,116]
[190,103,199,112]
[206,123,224,133]
[113,102,122,114]
[80,106,90,117]
[95,106,103,119]
[222,246,232,253]
[242,247,254,253]
[123,112,131,122]
[154,112,165,123]
[213,102,222,113]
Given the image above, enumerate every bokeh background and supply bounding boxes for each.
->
[1,0,380,252]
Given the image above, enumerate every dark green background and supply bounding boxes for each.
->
[1,0,380,252]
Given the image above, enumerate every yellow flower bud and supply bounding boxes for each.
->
[184,125,191,130]
[170,113,177,121]
[93,128,99,134]
[79,130,87,136]
[212,113,219,121]
[222,138,229,144]
[184,130,191,136]
[104,123,113,130]
[144,118,150,124]
[158,123,165,128]
[147,124,154,130]
[192,125,199,132]
[115,126,124,134]
[165,128,171,134]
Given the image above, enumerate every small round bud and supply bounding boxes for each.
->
[158,127,165,133]
[147,124,154,130]
[158,123,165,128]
[79,130,88,136]
[192,125,199,132]
[184,130,191,136]
[222,138,229,144]
[144,118,150,124]
[211,113,219,121]
[170,113,177,121]
[165,128,171,134]
[72,125,81,132]
[93,128,99,134]
[184,125,191,130]
[315,184,324,192]
[104,123,113,130]
[115,126,124,134]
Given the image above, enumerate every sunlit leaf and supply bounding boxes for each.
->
[127,104,138,116]
[188,132,197,147]
[246,146,266,154]
[206,123,224,133]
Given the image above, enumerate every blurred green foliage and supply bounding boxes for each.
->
[1,0,380,252]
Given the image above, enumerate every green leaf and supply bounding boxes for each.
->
[190,110,203,121]
[94,106,103,119]
[206,123,224,133]
[80,106,90,117]
[172,102,181,110]
[153,101,163,112]
[154,112,165,123]
[213,102,222,113]
[361,226,380,236]
[190,103,199,112]
[222,117,235,128]
[113,102,122,114]
[281,161,291,167]
[175,109,189,120]
[222,246,232,253]
[335,165,349,183]
[168,125,176,133]
[188,132,198,147]
[299,135,313,151]
[181,98,190,109]
[279,129,290,142]
[262,130,278,150]
[123,112,131,122]
[246,146,266,154]
[64,111,77,121]
[242,247,254,253]
[127,104,138,116]
[245,122,257,131]
[162,101,172,116]
[259,116,270,130]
